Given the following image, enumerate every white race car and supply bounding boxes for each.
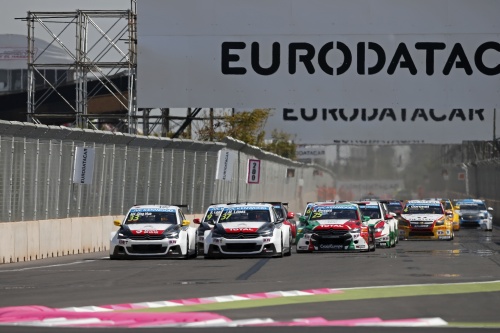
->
[455,199,493,231]
[193,204,227,256]
[110,205,197,259]
[357,201,398,248]
[204,203,292,258]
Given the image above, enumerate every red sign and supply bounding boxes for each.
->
[458,172,466,181]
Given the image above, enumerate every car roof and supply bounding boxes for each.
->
[129,204,181,210]
[224,203,273,209]
[456,199,484,204]
[406,200,442,205]
[354,201,380,206]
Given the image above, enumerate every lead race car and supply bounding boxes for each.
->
[399,200,454,240]
[204,203,292,258]
[295,202,376,253]
[109,204,197,259]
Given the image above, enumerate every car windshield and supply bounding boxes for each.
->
[202,208,223,224]
[125,210,177,224]
[273,205,285,218]
[458,203,486,211]
[310,207,358,220]
[359,207,381,219]
[386,203,403,213]
[218,207,271,223]
[404,204,443,214]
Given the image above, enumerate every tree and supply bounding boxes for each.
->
[196,108,296,159]
[263,129,296,159]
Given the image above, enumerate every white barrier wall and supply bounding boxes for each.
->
[0,214,200,264]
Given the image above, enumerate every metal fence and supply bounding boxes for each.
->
[0,121,333,222]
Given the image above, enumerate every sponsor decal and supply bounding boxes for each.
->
[224,228,259,233]
[319,244,343,250]
[132,229,161,235]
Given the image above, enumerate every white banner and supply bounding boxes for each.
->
[296,146,326,158]
[72,147,95,184]
[215,149,236,181]
[137,0,500,109]
[264,108,498,144]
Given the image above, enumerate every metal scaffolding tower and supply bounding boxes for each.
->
[26,0,138,133]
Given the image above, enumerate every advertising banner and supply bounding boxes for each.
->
[72,147,95,184]
[137,0,500,110]
[215,148,236,181]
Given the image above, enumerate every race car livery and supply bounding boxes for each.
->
[109,205,197,259]
[357,201,398,248]
[193,204,227,256]
[204,203,292,258]
[399,200,454,240]
[296,203,376,252]
[426,198,459,231]
[455,199,493,231]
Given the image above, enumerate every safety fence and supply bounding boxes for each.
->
[0,120,333,263]
[443,159,500,221]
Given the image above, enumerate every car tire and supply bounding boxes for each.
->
[189,241,198,259]
[370,232,376,252]
[284,234,292,257]
[183,236,190,260]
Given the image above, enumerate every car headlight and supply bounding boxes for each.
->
[117,227,132,239]
[435,219,444,226]
[258,225,274,237]
[349,228,361,234]
[163,228,181,238]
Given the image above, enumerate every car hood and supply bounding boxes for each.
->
[218,221,267,233]
[401,214,443,222]
[126,223,177,235]
[310,220,361,230]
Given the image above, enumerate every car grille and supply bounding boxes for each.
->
[222,243,260,252]
[409,230,435,237]
[129,235,165,240]
[313,229,349,236]
[223,233,260,239]
[129,245,166,254]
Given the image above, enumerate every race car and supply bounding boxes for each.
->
[425,198,460,231]
[203,203,292,258]
[295,202,376,252]
[357,201,398,248]
[266,202,297,243]
[193,204,227,256]
[109,204,197,259]
[454,199,493,231]
[399,200,454,240]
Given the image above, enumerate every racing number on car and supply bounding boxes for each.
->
[220,212,232,221]
[206,212,213,220]
[311,211,323,219]
[127,214,140,222]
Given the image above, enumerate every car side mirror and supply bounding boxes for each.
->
[299,215,307,223]
[113,220,122,227]
[363,216,370,222]
[193,218,201,224]
[182,220,190,226]
[445,210,453,216]
[287,211,295,219]
[488,207,494,211]
[384,214,393,220]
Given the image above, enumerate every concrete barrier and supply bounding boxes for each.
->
[0,214,200,264]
